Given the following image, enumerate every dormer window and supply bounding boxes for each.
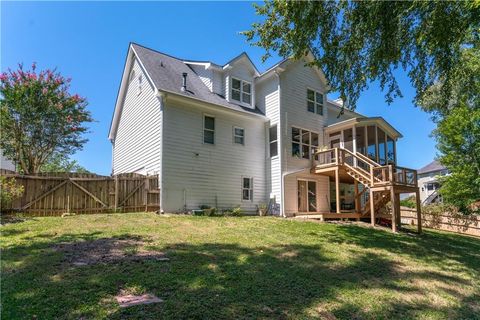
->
[231,78,251,105]
[307,89,323,115]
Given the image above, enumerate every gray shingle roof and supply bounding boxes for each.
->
[131,43,264,116]
[418,160,447,174]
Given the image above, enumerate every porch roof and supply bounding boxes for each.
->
[324,117,403,139]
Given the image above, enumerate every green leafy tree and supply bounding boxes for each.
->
[244,1,479,110]
[434,105,480,211]
[0,176,24,212]
[39,152,89,173]
[0,63,92,174]
[420,44,480,211]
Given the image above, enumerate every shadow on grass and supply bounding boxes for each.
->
[1,226,480,319]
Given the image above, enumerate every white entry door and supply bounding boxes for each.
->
[298,180,317,212]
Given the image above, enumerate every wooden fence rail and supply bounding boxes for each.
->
[1,172,160,216]
[401,207,480,237]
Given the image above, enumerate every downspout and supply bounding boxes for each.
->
[156,90,166,213]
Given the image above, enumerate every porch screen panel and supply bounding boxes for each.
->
[343,128,354,166]
[367,126,377,162]
[356,126,366,155]
[387,135,395,164]
[377,127,386,165]
[298,181,308,212]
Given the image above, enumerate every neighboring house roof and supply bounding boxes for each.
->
[418,160,447,175]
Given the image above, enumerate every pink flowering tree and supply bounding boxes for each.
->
[0,63,92,174]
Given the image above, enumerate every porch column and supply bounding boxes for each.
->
[335,168,341,213]
[415,189,423,234]
[370,189,375,226]
[390,187,398,232]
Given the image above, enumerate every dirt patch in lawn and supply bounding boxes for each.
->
[53,237,169,266]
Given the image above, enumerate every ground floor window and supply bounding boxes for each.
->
[242,177,253,201]
[298,180,317,212]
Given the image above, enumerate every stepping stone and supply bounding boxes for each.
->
[116,294,163,308]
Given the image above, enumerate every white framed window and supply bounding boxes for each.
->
[269,125,278,158]
[307,89,323,115]
[292,127,319,160]
[231,78,252,105]
[242,177,253,201]
[233,127,245,145]
[203,115,215,144]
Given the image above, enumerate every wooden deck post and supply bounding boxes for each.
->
[395,192,401,228]
[390,187,398,232]
[335,168,341,214]
[354,180,360,213]
[415,189,422,234]
[370,189,375,226]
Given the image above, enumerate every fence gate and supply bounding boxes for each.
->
[1,171,160,216]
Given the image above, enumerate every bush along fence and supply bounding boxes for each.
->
[0,171,160,216]
[401,207,480,237]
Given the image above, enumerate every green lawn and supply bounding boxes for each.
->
[1,213,479,319]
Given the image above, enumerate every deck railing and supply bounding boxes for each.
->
[313,147,418,187]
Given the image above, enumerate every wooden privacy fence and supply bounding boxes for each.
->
[1,171,160,216]
[401,207,480,237]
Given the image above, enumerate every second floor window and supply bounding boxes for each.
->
[292,127,319,159]
[307,89,323,115]
[233,127,245,145]
[231,78,251,105]
[269,125,278,158]
[203,115,215,144]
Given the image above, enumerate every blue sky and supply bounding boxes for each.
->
[2,1,436,175]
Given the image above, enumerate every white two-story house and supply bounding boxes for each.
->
[109,43,422,232]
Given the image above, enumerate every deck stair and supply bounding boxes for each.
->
[312,147,421,232]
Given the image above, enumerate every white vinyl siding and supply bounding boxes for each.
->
[112,58,162,177]
[162,98,266,213]
[256,76,281,213]
[280,59,327,172]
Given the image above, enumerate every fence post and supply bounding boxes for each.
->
[144,175,149,212]
[114,175,119,212]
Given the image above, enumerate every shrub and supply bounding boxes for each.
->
[0,177,24,212]
[203,207,218,216]
[230,206,242,217]
[422,203,459,216]
[258,203,267,216]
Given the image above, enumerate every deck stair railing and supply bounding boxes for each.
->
[313,148,418,188]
